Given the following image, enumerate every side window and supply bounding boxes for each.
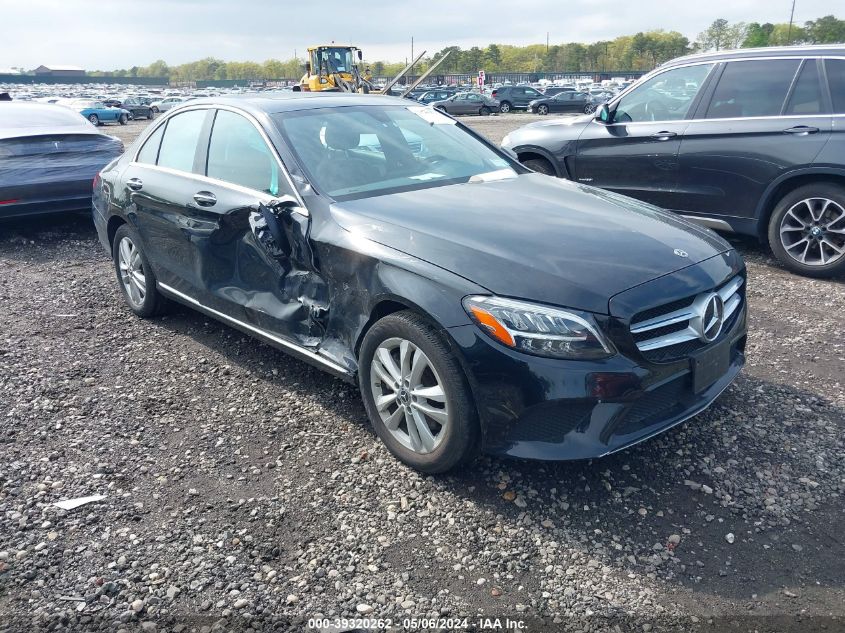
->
[525,88,542,98]
[206,110,280,195]
[784,61,824,115]
[706,59,800,119]
[157,109,207,173]
[615,63,713,123]
[136,124,165,165]
[825,59,845,114]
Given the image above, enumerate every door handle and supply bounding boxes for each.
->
[192,191,217,207]
[126,178,143,191]
[783,125,819,135]
[650,131,677,140]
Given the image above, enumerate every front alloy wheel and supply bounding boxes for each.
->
[359,311,478,473]
[370,338,449,454]
[537,104,549,115]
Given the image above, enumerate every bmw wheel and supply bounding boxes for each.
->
[359,311,478,473]
[112,225,170,317]
[769,183,845,278]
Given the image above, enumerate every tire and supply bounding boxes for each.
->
[499,101,512,113]
[584,103,596,114]
[537,104,549,115]
[479,106,491,116]
[523,157,556,176]
[148,109,154,120]
[151,106,159,113]
[435,106,447,113]
[111,224,170,317]
[88,114,99,126]
[119,114,128,125]
[767,183,845,278]
[358,310,478,474]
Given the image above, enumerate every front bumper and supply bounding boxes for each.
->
[450,255,747,461]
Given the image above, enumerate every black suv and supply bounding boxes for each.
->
[503,46,845,277]
[490,85,545,113]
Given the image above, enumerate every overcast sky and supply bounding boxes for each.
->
[2,0,836,69]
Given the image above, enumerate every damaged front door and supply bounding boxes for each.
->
[185,108,328,348]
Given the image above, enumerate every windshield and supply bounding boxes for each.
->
[274,105,518,201]
[319,47,355,74]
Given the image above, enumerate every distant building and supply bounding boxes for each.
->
[34,65,85,77]
[0,67,23,75]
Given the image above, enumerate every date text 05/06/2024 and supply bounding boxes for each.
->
[307,617,528,630]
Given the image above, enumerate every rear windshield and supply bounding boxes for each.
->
[273,105,517,201]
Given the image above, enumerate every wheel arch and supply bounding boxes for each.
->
[513,145,565,178]
[106,214,127,248]
[755,168,845,241]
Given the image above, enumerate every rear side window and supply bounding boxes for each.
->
[156,109,207,173]
[825,59,845,114]
[206,110,280,194]
[706,59,800,118]
[136,124,164,165]
[784,61,824,115]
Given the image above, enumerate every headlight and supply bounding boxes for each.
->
[462,295,615,360]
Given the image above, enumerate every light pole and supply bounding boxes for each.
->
[787,0,797,44]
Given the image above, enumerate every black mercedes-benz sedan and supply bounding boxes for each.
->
[93,93,747,473]
[1,102,124,218]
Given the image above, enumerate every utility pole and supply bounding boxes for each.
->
[410,37,414,84]
[546,32,549,53]
[787,0,797,43]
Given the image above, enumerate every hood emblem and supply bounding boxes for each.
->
[673,248,688,258]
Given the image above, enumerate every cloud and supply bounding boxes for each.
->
[2,0,836,69]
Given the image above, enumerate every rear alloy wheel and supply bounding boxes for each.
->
[119,113,128,125]
[584,103,596,114]
[88,114,99,126]
[537,104,549,115]
[499,101,512,113]
[769,184,845,277]
[112,225,170,317]
[359,311,478,473]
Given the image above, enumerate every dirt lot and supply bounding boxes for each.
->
[0,112,844,633]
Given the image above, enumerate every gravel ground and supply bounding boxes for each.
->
[0,113,844,633]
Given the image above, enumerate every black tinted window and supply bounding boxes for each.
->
[136,124,164,165]
[207,110,280,194]
[785,61,824,115]
[826,59,845,114]
[157,109,206,172]
[706,59,800,118]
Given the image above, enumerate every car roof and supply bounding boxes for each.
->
[663,44,845,67]
[0,102,102,140]
[183,93,421,117]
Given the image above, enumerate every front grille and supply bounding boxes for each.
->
[629,275,744,363]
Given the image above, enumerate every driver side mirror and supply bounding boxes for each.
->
[595,103,612,124]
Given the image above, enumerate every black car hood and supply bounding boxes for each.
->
[330,174,731,314]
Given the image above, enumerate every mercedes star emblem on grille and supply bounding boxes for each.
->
[696,293,725,343]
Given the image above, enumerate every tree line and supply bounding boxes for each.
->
[88,14,844,81]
